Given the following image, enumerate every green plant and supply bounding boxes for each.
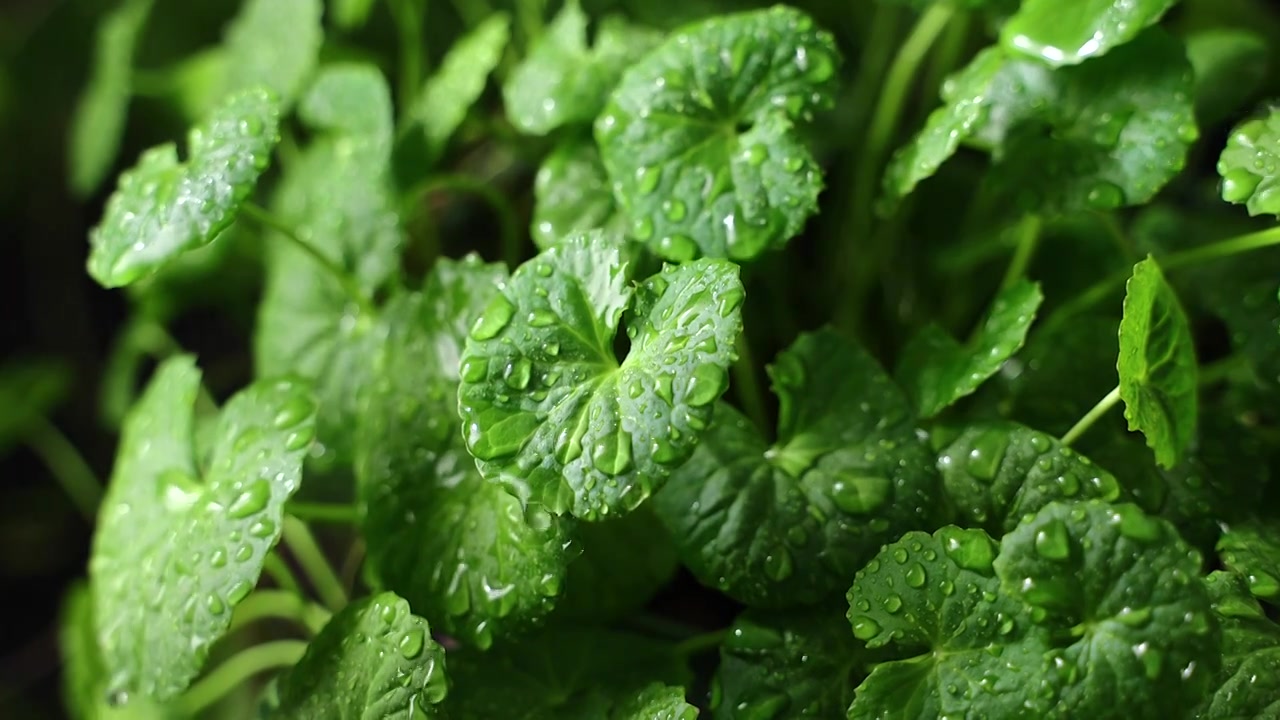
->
[24,0,1280,716]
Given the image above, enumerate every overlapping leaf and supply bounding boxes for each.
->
[1193,572,1280,719]
[1000,0,1177,67]
[223,0,323,108]
[532,138,623,250]
[411,14,510,156]
[1218,110,1280,218]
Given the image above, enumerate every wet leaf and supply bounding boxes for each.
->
[1001,0,1176,67]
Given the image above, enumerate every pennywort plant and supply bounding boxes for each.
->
[23,0,1280,716]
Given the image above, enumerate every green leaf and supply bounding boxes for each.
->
[1118,256,1198,469]
[1218,110,1280,217]
[1000,0,1176,67]
[895,280,1043,418]
[0,356,72,455]
[556,505,678,621]
[255,64,401,470]
[994,501,1220,716]
[934,421,1121,534]
[59,583,177,720]
[411,13,510,156]
[442,625,690,719]
[223,0,324,108]
[330,0,377,29]
[68,0,155,196]
[87,88,280,288]
[503,0,661,135]
[532,137,624,251]
[1218,520,1280,605]
[357,258,576,649]
[1186,29,1269,127]
[457,231,744,520]
[846,527,1054,719]
[88,356,317,701]
[1193,572,1280,719]
[713,604,864,719]
[653,330,944,607]
[269,592,448,718]
[595,6,839,262]
[614,684,698,719]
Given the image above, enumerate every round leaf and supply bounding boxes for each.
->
[1000,0,1176,67]
[457,232,744,520]
[532,137,624,250]
[595,6,839,262]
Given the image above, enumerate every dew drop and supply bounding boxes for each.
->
[1033,519,1071,561]
[399,629,426,659]
[685,364,728,407]
[764,550,794,581]
[830,475,891,514]
[882,594,903,613]
[851,616,881,640]
[905,562,927,588]
[272,395,314,430]
[470,295,516,341]
[227,480,270,519]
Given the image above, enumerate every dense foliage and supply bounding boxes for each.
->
[6,0,1280,716]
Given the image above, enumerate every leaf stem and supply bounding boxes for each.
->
[731,333,770,434]
[841,3,955,329]
[407,173,522,267]
[285,501,360,525]
[177,640,308,715]
[22,418,101,522]
[999,214,1041,291]
[282,516,348,611]
[1060,385,1121,447]
[262,553,302,594]
[239,203,376,316]
[389,0,426,124]
[673,630,726,658]
[1198,353,1247,387]
[229,590,331,635]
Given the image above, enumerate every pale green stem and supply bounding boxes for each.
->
[262,553,302,594]
[229,589,331,635]
[673,630,726,658]
[23,418,100,521]
[282,516,348,611]
[731,333,770,435]
[178,640,307,714]
[1060,386,1121,447]
[240,203,376,316]
[390,0,427,123]
[999,214,1042,291]
[285,501,360,525]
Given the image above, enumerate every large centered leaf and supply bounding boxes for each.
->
[88,356,316,702]
[504,0,660,135]
[934,421,1121,534]
[457,232,744,520]
[1217,520,1280,605]
[441,625,691,719]
[885,31,1196,214]
[1193,572,1280,719]
[1118,256,1198,469]
[1000,0,1177,67]
[87,88,280,288]
[532,137,623,251]
[994,501,1220,717]
[713,605,865,719]
[411,13,510,156]
[653,330,944,607]
[1217,110,1280,218]
[895,280,1042,418]
[223,0,323,108]
[268,592,448,719]
[358,258,576,649]
[68,0,155,196]
[595,6,839,262]
[845,527,1054,719]
[255,64,402,470]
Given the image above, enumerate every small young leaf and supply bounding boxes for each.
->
[457,232,744,520]
[714,604,864,719]
[1000,0,1176,67]
[223,0,323,108]
[1186,29,1269,127]
[653,330,944,607]
[994,501,1220,716]
[441,625,690,719]
[270,592,448,718]
[935,421,1121,534]
[68,0,155,196]
[895,279,1043,418]
[1193,572,1280,719]
[411,13,510,155]
[330,0,378,29]
[595,6,839,262]
[89,356,316,701]
[532,137,624,250]
[555,506,679,621]
[87,88,280,288]
[358,258,576,649]
[0,356,72,456]
[846,527,1054,719]
[503,0,660,135]
[1217,110,1280,218]
[255,64,401,470]
[614,684,697,719]
[1218,520,1280,605]
[1118,256,1198,469]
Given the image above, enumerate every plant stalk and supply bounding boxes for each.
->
[23,418,101,521]
[178,640,308,714]
[1060,385,1121,447]
[282,516,349,611]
